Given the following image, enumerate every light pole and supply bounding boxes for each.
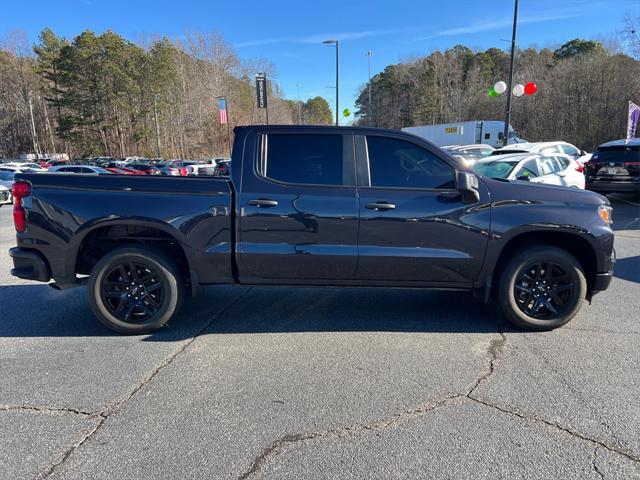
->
[503,0,519,147]
[323,39,339,126]
[366,50,373,126]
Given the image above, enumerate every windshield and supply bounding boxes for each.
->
[473,160,519,179]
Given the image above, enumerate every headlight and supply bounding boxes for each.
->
[598,205,613,225]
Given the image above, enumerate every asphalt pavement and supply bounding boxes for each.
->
[0,194,639,479]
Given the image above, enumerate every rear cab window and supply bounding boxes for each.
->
[261,133,349,186]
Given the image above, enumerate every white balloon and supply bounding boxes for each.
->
[494,81,507,94]
[512,84,525,97]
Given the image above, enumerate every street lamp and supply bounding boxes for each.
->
[366,50,373,126]
[323,39,339,126]
[503,0,519,147]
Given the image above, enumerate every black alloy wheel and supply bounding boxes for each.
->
[513,261,575,320]
[88,246,184,334]
[101,262,164,323]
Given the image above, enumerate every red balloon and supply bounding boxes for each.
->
[524,82,538,95]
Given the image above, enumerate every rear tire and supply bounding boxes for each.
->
[88,246,184,334]
[497,245,587,331]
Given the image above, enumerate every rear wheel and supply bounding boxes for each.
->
[497,245,586,331]
[88,246,184,334]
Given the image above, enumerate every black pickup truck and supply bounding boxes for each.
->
[9,126,615,334]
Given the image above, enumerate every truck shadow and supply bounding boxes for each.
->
[613,255,640,284]
[0,284,514,339]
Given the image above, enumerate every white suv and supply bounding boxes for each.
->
[492,141,591,164]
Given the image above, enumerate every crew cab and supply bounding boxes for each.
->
[9,126,615,334]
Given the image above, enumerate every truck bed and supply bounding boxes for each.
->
[13,172,234,287]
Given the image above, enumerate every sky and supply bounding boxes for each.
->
[1,0,638,120]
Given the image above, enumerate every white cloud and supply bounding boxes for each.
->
[415,12,582,41]
[235,28,405,48]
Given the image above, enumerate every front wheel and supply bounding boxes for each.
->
[88,246,184,334]
[497,245,587,331]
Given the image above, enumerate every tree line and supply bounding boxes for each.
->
[0,29,334,159]
[355,33,640,150]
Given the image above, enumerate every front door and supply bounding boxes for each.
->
[356,134,490,286]
[237,130,359,282]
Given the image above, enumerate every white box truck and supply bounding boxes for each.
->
[402,121,524,148]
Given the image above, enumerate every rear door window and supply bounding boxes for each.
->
[264,134,345,186]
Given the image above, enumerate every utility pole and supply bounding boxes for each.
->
[153,93,161,158]
[366,51,373,126]
[322,39,339,126]
[27,94,40,155]
[503,0,519,147]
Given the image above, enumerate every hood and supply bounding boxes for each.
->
[482,177,609,206]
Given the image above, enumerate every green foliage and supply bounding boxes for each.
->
[553,39,605,60]
[303,96,333,125]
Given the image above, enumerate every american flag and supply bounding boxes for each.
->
[218,97,228,125]
[628,101,639,139]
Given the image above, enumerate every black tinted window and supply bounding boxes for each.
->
[265,134,343,185]
[367,136,455,189]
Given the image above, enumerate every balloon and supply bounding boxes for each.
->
[512,84,525,97]
[524,82,538,95]
[342,108,351,117]
[488,86,499,97]
[494,81,507,94]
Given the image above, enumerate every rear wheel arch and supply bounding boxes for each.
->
[72,221,193,289]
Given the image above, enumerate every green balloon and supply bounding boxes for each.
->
[488,86,499,97]
[342,108,351,117]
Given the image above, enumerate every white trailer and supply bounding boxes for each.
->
[402,121,524,148]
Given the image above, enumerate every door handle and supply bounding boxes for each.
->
[248,199,278,207]
[365,202,396,210]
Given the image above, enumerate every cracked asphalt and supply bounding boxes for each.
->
[0,193,638,479]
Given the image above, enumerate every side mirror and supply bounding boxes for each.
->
[456,171,480,203]
[516,174,530,181]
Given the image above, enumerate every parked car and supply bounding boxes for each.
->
[126,164,161,175]
[214,158,231,176]
[0,170,17,193]
[40,159,70,169]
[10,125,614,335]
[473,153,585,189]
[2,162,47,172]
[154,163,181,176]
[0,184,11,206]
[442,144,495,156]
[492,141,591,164]
[105,167,147,175]
[584,139,640,195]
[48,165,113,174]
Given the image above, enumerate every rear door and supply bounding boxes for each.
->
[355,133,490,286]
[237,130,359,282]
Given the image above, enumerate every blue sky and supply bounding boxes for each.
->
[1,0,638,120]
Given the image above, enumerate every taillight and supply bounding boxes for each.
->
[575,163,584,173]
[12,181,31,233]
[179,168,187,176]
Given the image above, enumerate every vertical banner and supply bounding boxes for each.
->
[628,101,639,139]
[255,74,268,109]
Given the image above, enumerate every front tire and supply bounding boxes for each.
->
[88,246,184,334]
[497,245,587,331]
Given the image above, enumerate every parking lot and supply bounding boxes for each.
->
[0,194,638,479]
